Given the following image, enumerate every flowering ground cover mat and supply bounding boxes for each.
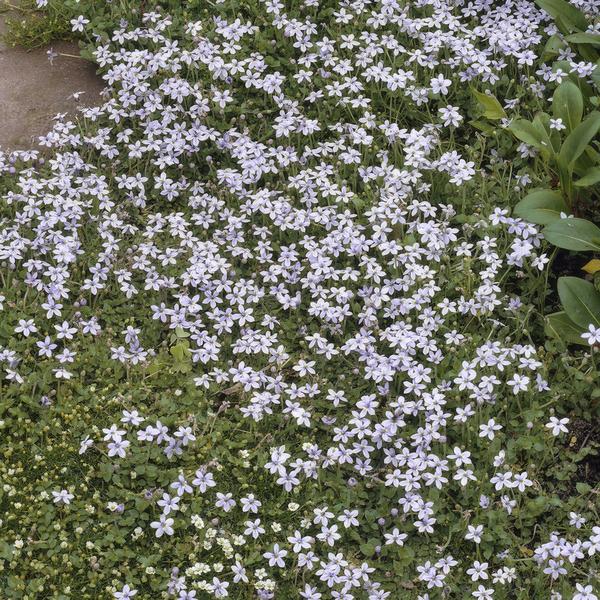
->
[0,0,599,599]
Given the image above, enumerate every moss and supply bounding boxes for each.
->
[1,1,72,49]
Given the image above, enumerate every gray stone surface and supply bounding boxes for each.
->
[0,13,104,150]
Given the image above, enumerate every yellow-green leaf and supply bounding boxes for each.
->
[582,259,600,274]
[471,88,506,120]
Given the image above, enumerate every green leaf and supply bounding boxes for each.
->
[545,311,587,345]
[507,119,538,146]
[552,80,583,131]
[542,34,565,59]
[536,113,561,154]
[534,0,588,32]
[514,189,568,225]
[170,340,191,361]
[174,326,190,338]
[558,276,600,328]
[359,538,379,556]
[524,495,548,518]
[471,88,506,120]
[469,119,495,134]
[78,46,96,62]
[575,166,600,187]
[508,118,550,154]
[0,542,13,561]
[593,64,600,90]
[543,218,600,251]
[559,111,600,166]
[566,33,600,46]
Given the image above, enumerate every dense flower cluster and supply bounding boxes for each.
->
[1,0,599,598]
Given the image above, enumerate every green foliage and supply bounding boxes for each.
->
[534,0,588,34]
[472,88,506,120]
[1,1,72,49]
[1,0,599,598]
[514,189,568,225]
[545,311,587,345]
[558,111,600,167]
[575,166,600,187]
[558,276,600,328]
[552,80,583,132]
[543,218,600,251]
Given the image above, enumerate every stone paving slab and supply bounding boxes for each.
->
[0,14,104,150]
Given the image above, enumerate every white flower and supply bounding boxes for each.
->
[150,515,174,538]
[479,419,502,441]
[573,583,598,600]
[507,373,529,394]
[467,561,489,582]
[472,585,494,600]
[465,524,484,544]
[546,416,569,436]
[569,512,586,529]
[430,74,451,95]
[114,585,138,600]
[79,436,93,455]
[70,15,90,32]
[263,543,287,568]
[384,528,408,546]
[581,324,600,346]
[52,490,74,505]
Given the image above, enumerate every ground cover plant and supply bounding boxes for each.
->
[0,0,600,598]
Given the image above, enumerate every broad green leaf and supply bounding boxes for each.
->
[582,259,600,274]
[469,119,495,134]
[558,276,600,328]
[566,33,600,46]
[514,189,568,225]
[471,88,506,120]
[535,0,588,32]
[543,218,600,251]
[559,111,600,166]
[508,118,549,153]
[575,166,600,187]
[593,63,600,90]
[536,111,562,152]
[542,34,565,59]
[552,80,583,131]
[0,542,13,561]
[533,113,559,154]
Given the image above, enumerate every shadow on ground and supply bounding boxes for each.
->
[0,13,104,150]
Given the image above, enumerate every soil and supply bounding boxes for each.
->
[569,418,600,488]
[0,13,104,151]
